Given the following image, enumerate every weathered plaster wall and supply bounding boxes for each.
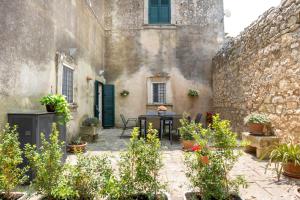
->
[212,0,300,141]
[104,0,224,126]
[0,0,105,141]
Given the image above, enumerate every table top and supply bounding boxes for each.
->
[138,112,182,118]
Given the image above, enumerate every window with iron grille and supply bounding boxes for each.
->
[62,65,74,103]
[152,83,166,104]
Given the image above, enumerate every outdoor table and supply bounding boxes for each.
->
[138,112,181,138]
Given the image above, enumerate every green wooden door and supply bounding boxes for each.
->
[102,85,115,128]
[94,81,100,119]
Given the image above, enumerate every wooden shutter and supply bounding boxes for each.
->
[159,0,170,23]
[149,0,159,24]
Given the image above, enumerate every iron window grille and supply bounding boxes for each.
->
[62,65,74,103]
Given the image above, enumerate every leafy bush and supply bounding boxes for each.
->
[188,89,199,97]
[107,125,166,199]
[25,123,76,199]
[82,117,99,127]
[70,154,114,199]
[0,124,28,198]
[179,114,201,141]
[40,94,71,124]
[265,137,300,181]
[185,115,247,200]
[244,113,270,125]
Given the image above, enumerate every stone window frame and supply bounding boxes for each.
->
[147,76,172,105]
[56,53,78,110]
[144,0,176,25]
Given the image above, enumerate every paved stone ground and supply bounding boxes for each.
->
[68,128,300,200]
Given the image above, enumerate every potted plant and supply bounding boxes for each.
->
[244,113,270,135]
[67,137,87,153]
[188,89,199,97]
[25,123,77,200]
[106,125,169,199]
[157,105,168,115]
[120,90,130,97]
[0,124,28,200]
[266,138,300,181]
[179,115,200,151]
[40,94,71,124]
[184,115,247,200]
[80,117,100,142]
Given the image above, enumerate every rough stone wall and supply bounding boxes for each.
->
[212,0,300,141]
[104,0,224,126]
[0,0,105,141]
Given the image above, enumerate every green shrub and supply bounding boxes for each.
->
[25,123,76,199]
[0,124,28,198]
[82,117,100,127]
[244,113,270,125]
[40,94,71,124]
[179,114,201,141]
[107,125,166,199]
[185,115,247,200]
[188,89,199,97]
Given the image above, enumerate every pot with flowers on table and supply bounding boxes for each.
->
[157,105,168,115]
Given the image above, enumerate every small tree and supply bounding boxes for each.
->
[25,123,76,199]
[107,125,165,199]
[185,115,247,200]
[0,124,28,198]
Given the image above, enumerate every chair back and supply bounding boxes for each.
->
[120,114,126,125]
[172,115,182,130]
[146,116,161,131]
[195,113,202,123]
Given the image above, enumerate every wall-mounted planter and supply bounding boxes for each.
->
[120,90,130,97]
[187,89,199,97]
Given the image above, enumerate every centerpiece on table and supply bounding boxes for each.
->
[157,105,167,115]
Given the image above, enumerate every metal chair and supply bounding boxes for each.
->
[170,115,182,145]
[120,114,138,137]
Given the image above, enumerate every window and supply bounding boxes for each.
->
[149,0,170,24]
[62,65,74,103]
[152,83,166,103]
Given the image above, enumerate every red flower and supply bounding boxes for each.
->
[192,144,201,152]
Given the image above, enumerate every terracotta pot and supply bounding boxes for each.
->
[46,104,55,112]
[181,140,196,151]
[248,123,264,135]
[283,162,300,179]
[67,143,87,153]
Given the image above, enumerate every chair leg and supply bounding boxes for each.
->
[120,127,126,137]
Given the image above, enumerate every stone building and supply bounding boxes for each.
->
[0,0,224,140]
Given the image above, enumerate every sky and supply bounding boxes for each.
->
[224,0,281,36]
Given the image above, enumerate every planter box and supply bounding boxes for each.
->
[184,192,242,200]
[0,192,27,200]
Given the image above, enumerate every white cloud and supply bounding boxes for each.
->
[224,0,281,37]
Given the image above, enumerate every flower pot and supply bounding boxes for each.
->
[181,140,196,151]
[67,142,87,153]
[283,162,300,179]
[184,192,242,200]
[295,188,300,198]
[248,123,264,135]
[118,192,170,200]
[46,104,55,112]
[0,192,27,200]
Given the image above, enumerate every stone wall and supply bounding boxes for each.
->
[0,0,105,141]
[104,0,224,126]
[212,0,300,141]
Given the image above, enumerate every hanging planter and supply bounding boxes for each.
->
[120,90,130,97]
[188,89,199,97]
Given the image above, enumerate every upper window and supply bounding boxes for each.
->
[62,65,74,103]
[149,0,170,24]
[152,83,166,104]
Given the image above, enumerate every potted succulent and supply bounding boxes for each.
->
[106,125,169,199]
[0,124,28,200]
[179,115,200,151]
[67,137,87,153]
[244,113,270,135]
[120,90,130,97]
[184,115,247,200]
[266,138,300,180]
[80,117,100,142]
[40,94,71,124]
[188,89,199,97]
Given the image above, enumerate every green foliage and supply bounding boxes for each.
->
[244,113,270,125]
[185,115,247,200]
[70,137,83,145]
[40,94,71,124]
[25,123,76,199]
[82,117,100,127]
[0,124,28,198]
[179,114,201,141]
[107,125,165,199]
[120,90,130,97]
[70,154,114,199]
[266,138,300,181]
[188,89,199,97]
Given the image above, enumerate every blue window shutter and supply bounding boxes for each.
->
[149,6,159,24]
[149,0,170,24]
[159,2,170,23]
